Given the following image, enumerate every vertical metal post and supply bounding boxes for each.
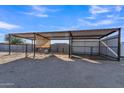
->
[69,31,72,58]
[69,37,70,58]
[99,39,101,56]
[118,28,121,61]
[69,37,71,58]
[90,46,93,56]
[57,47,58,53]
[70,37,73,58]
[62,48,64,53]
[8,34,11,55]
[33,33,36,59]
[25,44,28,58]
[32,39,34,52]
[49,40,51,53]
[69,36,73,58]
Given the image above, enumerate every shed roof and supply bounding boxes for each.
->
[10,28,120,40]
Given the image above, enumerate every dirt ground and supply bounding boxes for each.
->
[0,52,124,88]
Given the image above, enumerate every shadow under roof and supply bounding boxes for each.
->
[10,28,120,40]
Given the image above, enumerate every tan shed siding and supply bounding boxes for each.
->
[36,35,50,47]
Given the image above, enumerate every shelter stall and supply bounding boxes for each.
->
[8,28,121,61]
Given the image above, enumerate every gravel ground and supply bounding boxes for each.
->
[0,52,124,88]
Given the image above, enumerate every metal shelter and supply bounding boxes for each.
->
[8,28,121,61]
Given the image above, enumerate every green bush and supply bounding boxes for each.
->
[5,34,24,44]
[10,37,24,44]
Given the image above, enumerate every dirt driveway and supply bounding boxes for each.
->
[0,53,124,88]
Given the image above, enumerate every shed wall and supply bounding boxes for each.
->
[100,35,118,60]
[72,39,99,55]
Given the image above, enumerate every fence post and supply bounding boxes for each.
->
[25,44,28,58]
[90,46,93,56]
[118,28,121,61]
[33,33,36,59]
[99,39,101,56]
[8,34,11,55]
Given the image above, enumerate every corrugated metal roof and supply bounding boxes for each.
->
[10,28,120,40]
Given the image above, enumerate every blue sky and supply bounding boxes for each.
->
[0,5,124,42]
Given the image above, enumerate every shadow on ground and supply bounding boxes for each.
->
[0,54,124,88]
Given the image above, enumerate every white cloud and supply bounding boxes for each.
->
[88,6,123,19]
[32,5,59,12]
[35,13,48,17]
[118,16,124,19]
[106,14,124,20]
[57,26,79,30]
[23,5,60,18]
[0,21,20,30]
[78,19,113,26]
[80,15,124,27]
[32,6,45,12]
[90,6,110,15]
[96,20,113,25]
[82,5,124,27]
[115,6,122,12]
[23,11,48,17]
[23,6,49,17]
[106,14,115,18]
[85,16,95,19]
[39,24,79,31]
